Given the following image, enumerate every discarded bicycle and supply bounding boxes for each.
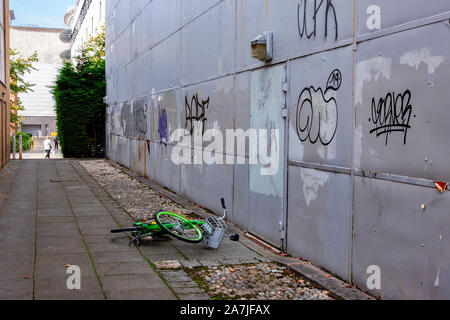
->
[111,198,228,249]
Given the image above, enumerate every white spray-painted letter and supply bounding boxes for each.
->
[366,265,381,290]
[366,5,381,30]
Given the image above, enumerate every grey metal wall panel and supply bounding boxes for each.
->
[149,0,182,49]
[131,0,151,21]
[182,0,222,24]
[232,160,249,228]
[287,165,352,281]
[233,71,252,157]
[352,176,450,299]
[354,22,450,182]
[180,162,234,215]
[358,0,450,38]
[181,76,235,142]
[236,0,354,70]
[150,32,182,92]
[149,142,182,195]
[132,6,153,59]
[247,65,286,248]
[181,0,236,84]
[289,45,353,168]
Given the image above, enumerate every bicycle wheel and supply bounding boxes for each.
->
[155,211,203,243]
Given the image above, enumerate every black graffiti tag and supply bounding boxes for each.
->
[185,94,210,135]
[297,0,338,41]
[369,90,414,145]
[296,69,341,146]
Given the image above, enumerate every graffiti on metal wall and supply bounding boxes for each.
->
[185,93,210,135]
[369,90,415,145]
[158,108,168,146]
[134,101,148,138]
[296,69,341,146]
[297,0,338,41]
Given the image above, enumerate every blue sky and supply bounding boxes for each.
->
[11,0,76,28]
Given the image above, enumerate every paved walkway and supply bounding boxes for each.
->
[0,159,266,300]
[12,150,63,160]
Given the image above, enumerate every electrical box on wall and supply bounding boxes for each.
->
[251,32,273,62]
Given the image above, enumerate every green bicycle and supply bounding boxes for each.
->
[111,198,228,249]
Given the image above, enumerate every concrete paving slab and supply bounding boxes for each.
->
[71,209,110,217]
[0,279,33,300]
[35,261,97,279]
[37,208,74,217]
[99,274,170,292]
[37,216,76,223]
[34,275,104,299]
[36,236,87,255]
[105,289,176,300]
[36,252,93,267]
[36,222,80,237]
[90,251,144,264]
[95,262,155,276]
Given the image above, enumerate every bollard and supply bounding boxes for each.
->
[19,134,23,160]
[12,134,16,160]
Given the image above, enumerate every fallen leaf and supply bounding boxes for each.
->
[435,181,449,193]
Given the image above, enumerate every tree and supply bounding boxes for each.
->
[52,27,106,158]
[9,49,39,129]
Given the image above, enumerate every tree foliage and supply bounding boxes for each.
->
[52,28,106,158]
[9,49,39,129]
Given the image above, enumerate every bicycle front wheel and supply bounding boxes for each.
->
[155,211,203,243]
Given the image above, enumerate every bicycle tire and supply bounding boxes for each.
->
[110,227,141,234]
[155,211,203,243]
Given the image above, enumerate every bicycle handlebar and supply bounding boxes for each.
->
[221,198,226,210]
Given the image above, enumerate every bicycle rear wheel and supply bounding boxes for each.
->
[155,211,203,243]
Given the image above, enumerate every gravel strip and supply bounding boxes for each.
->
[79,160,192,221]
[187,263,333,300]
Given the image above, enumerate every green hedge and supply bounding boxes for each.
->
[10,132,33,152]
[52,60,106,158]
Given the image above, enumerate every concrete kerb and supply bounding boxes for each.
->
[103,159,375,301]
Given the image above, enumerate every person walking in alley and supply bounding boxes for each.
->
[44,136,53,159]
[54,136,59,150]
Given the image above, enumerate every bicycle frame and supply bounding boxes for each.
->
[135,220,205,236]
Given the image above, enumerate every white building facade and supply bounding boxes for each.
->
[65,0,105,60]
[11,26,71,137]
